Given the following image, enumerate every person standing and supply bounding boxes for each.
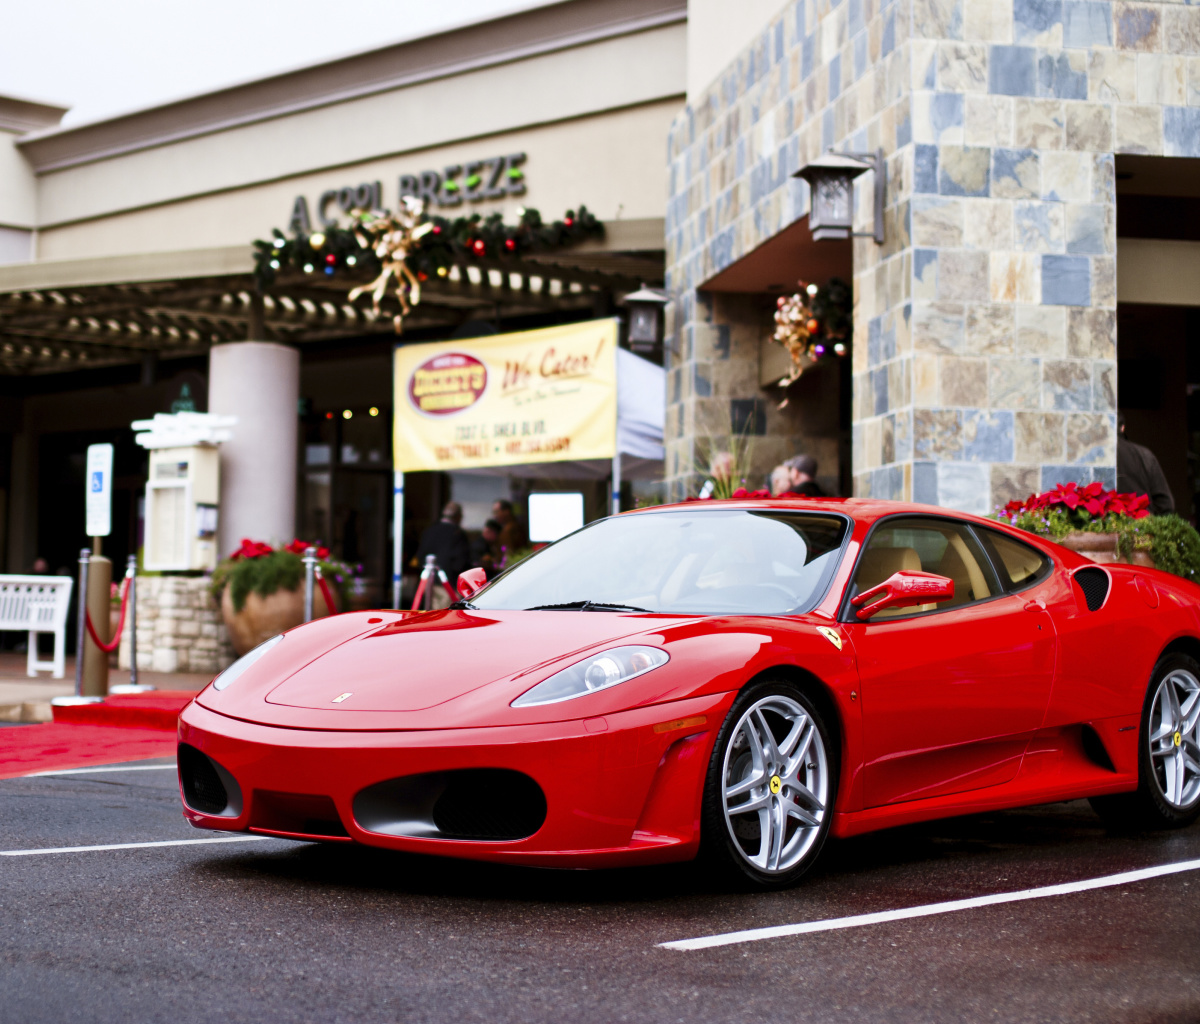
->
[1117,414,1174,515]
[491,498,528,554]
[415,501,471,583]
[784,454,825,497]
[470,519,502,578]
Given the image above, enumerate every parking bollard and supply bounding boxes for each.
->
[303,546,316,623]
[73,548,90,698]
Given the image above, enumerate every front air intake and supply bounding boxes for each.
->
[1073,566,1110,611]
[178,743,230,814]
[354,769,547,841]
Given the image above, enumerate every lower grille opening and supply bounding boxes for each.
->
[354,768,547,841]
[1073,566,1110,611]
[251,790,348,838]
[179,743,230,815]
[432,770,547,840]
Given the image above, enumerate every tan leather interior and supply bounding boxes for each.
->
[934,533,991,607]
[855,546,921,591]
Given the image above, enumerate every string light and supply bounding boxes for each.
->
[368,407,379,417]
[309,232,326,249]
[346,255,357,266]
[303,263,314,273]
[342,409,353,420]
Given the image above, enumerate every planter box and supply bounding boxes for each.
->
[1059,532,1155,568]
[221,585,333,656]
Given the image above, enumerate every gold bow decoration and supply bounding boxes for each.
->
[347,196,434,334]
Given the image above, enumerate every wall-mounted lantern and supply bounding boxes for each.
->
[621,286,670,355]
[793,149,886,244]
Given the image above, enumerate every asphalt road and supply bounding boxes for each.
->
[2,758,1199,1024]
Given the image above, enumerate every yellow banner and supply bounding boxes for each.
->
[393,319,618,472]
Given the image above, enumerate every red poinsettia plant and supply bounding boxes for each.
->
[1001,481,1151,522]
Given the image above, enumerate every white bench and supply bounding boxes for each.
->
[0,575,75,679]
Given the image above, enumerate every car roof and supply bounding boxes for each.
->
[625,497,1004,529]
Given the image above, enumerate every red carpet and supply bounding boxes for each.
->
[0,723,176,779]
[50,691,197,730]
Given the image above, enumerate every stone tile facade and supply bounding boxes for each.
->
[665,0,1200,510]
[118,576,235,676]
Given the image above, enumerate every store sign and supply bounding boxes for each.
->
[85,443,113,538]
[392,319,617,472]
[288,153,527,235]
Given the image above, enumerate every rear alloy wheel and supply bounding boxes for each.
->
[1090,653,1200,829]
[701,682,836,888]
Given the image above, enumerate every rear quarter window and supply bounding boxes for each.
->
[978,527,1052,592]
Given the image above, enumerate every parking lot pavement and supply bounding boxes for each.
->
[2,762,1199,1024]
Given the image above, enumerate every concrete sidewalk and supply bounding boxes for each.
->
[0,653,210,722]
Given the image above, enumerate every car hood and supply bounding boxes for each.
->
[195,608,855,731]
[263,609,688,712]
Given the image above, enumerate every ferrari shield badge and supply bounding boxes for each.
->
[816,626,843,651]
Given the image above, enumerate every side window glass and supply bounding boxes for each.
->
[851,518,998,619]
[978,528,1052,592]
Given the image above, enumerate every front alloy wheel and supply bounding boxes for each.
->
[1090,652,1200,829]
[701,682,836,887]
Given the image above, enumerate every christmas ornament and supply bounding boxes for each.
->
[770,278,852,405]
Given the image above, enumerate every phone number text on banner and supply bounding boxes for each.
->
[393,319,618,472]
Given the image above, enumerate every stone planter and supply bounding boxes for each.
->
[1059,532,1155,568]
[220,585,332,656]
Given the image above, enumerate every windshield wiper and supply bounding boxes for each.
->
[524,600,651,612]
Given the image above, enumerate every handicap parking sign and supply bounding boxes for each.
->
[85,444,113,537]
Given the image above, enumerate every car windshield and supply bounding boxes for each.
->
[473,509,849,615]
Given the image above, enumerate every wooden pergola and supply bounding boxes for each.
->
[0,236,663,375]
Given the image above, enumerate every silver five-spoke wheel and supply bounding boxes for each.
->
[720,694,829,875]
[1149,668,1200,809]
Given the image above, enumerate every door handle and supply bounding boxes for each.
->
[1023,598,1046,612]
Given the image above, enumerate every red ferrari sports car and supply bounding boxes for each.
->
[179,499,1200,887]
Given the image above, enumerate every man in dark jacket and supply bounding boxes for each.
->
[416,501,471,583]
[1117,414,1174,515]
[784,454,826,497]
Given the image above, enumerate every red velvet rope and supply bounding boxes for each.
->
[314,568,338,615]
[85,576,129,653]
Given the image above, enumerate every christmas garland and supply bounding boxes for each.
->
[252,204,604,292]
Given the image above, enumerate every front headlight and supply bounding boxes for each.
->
[511,645,668,707]
[211,634,283,691]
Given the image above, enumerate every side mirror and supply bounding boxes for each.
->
[851,570,954,620]
[456,567,488,601]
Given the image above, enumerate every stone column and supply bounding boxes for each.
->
[208,341,300,553]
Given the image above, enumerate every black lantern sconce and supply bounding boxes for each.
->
[793,149,886,244]
[621,286,670,355]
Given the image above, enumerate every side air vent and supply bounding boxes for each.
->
[178,743,242,817]
[354,769,547,842]
[1073,566,1110,611]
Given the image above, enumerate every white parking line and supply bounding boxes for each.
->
[27,763,176,777]
[660,857,1200,951]
[0,836,273,857]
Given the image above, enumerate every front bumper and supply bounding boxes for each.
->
[177,691,734,868]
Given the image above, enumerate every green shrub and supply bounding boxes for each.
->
[211,550,347,612]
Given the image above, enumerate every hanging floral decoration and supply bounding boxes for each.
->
[346,197,434,333]
[770,277,852,404]
[252,203,604,333]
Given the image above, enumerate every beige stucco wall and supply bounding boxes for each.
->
[30,23,684,256]
[36,98,682,260]
[0,129,36,230]
[686,0,788,98]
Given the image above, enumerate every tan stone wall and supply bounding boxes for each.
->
[118,576,234,676]
[667,0,1200,510]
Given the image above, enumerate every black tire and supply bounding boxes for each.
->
[699,679,838,889]
[1090,652,1200,830]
